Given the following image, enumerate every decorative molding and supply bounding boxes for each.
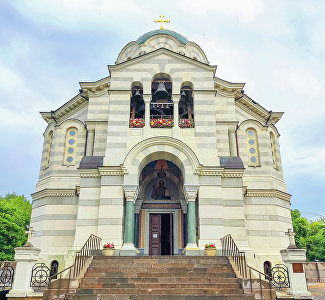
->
[245,189,291,201]
[99,166,128,176]
[123,185,139,202]
[31,189,76,201]
[196,166,244,178]
[183,185,199,202]
[79,170,100,178]
[79,77,110,93]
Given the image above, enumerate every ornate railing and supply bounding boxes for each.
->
[220,234,289,299]
[30,263,51,290]
[221,234,247,278]
[32,234,101,299]
[0,262,15,291]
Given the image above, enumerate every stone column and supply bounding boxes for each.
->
[120,185,139,256]
[143,95,151,128]
[172,94,180,136]
[183,185,200,255]
[8,230,41,298]
[280,231,312,299]
[85,127,95,156]
[228,127,237,156]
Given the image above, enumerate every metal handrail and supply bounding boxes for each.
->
[46,234,102,299]
[221,234,275,299]
[247,265,273,300]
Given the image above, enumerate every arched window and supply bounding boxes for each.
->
[270,132,277,169]
[129,82,144,128]
[150,74,173,128]
[264,261,272,279]
[179,83,194,128]
[246,128,260,166]
[50,260,59,279]
[44,131,53,168]
[63,127,78,165]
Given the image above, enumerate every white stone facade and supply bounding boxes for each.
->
[31,30,292,273]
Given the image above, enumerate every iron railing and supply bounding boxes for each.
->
[221,234,247,278]
[248,265,273,300]
[0,262,15,291]
[42,234,102,299]
[220,234,288,300]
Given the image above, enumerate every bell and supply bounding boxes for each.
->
[154,82,169,100]
[133,89,141,100]
[181,90,186,97]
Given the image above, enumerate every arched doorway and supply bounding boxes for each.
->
[135,159,186,255]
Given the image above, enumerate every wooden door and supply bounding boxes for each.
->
[149,214,161,255]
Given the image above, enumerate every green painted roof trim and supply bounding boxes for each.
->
[136,29,189,45]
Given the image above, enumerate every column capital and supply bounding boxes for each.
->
[172,93,181,104]
[143,94,151,104]
[228,127,236,133]
[183,185,199,202]
[123,185,139,202]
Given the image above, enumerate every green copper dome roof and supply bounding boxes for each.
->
[136,29,189,45]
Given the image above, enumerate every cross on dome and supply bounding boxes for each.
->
[154,15,170,30]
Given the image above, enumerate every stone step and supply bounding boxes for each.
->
[81,276,240,284]
[75,287,245,295]
[84,272,237,278]
[86,267,233,275]
[66,294,254,300]
[90,262,232,268]
[79,282,241,289]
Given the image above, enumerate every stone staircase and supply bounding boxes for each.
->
[46,256,254,300]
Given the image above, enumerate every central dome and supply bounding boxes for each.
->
[136,29,189,45]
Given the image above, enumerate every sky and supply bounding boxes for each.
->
[0,0,324,220]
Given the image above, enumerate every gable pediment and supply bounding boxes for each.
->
[109,48,216,73]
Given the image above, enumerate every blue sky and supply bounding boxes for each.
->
[0,0,324,220]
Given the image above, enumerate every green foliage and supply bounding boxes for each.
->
[291,209,325,262]
[0,193,32,261]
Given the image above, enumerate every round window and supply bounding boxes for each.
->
[248,139,255,145]
[66,156,73,163]
[68,139,75,145]
[70,130,76,136]
[249,148,256,154]
[247,130,254,136]
[250,156,257,163]
[68,148,74,154]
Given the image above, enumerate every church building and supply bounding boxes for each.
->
[31,22,292,273]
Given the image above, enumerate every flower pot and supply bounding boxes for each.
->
[205,248,216,256]
[103,248,115,256]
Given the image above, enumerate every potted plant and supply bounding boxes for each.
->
[103,242,115,256]
[205,243,216,256]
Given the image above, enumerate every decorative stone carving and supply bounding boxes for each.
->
[183,185,199,202]
[123,185,139,202]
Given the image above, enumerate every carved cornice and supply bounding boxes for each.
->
[79,169,99,178]
[40,94,88,124]
[183,185,199,202]
[196,166,244,178]
[98,166,128,176]
[123,185,139,202]
[79,77,110,94]
[31,189,76,200]
[245,189,291,201]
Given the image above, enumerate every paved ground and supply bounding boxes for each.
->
[308,283,325,300]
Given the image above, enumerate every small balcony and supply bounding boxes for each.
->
[179,118,195,128]
[129,118,145,128]
[150,115,174,128]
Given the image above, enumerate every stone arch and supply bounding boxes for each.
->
[123,137,200,185]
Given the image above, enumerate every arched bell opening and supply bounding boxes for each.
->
[135,159,187,255]
[150,74,173,128]
[129,82,145,128]
[179,82,194,128]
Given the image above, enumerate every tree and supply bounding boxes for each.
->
[0,193,32,261]
[291,209,325,261]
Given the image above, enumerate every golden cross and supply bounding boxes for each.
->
[154,15,170,30]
